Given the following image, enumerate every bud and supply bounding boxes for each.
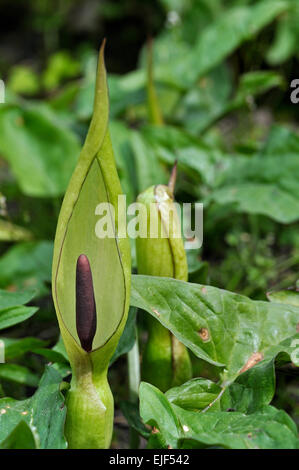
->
[136,164,192,391]
[52,41,131,448]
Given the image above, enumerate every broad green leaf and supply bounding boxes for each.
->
[174,64,233,134]
[139,382,181,449]
[0,398,32,448]
[0,306,38,330]
[0,289,38,330]
[176,405,299,449]
[0,288,36,310]
[30,366,67,448]
[75,66,146,121]
[166,378,221,412]
[120,400,150,439]
[150,1,289,89]
[130,130,167,193]
[0,337,47,360]
[165,360,276,415]
[210,183,299,224]
[207,125,299,223]
[0,364,39,387]
[0,103,80,197]
[267,4,299,65]
[0,241,53,293]
[233,71,284,106]
[179,70,282,133]
[31,348,70,364]
[146,40,164,126]
[221,360,276,414]
[110,120,136,205]
[131,275,299,383]
[263,124,299,155]
[141,124,222,188]
[0,365,67,449]
[52,336,69,361]
[140,382,299,449]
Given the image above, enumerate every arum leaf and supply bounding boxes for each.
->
[140,382,299,449]
[151,0,289,89]
[165,378,221,412]
[209,183,299,224]
[131,275,299,383]
[0,364,39,387]
[165,361,276,415]
[0,104,80,197]
[0,365,67,449]
[1,421,37,449]
[207,125,299,223]
[0,289,38,330]
[0,337,46,360]
[221,360,276,414]
[0,289,36,310]
[130,130,167,193]
[139,382,180,449]
[120,400,150,439]
[0,307,38,330]
[52,42,131,360]
[0,241,53,294]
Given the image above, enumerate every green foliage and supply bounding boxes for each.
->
[0,289,37,330]
[0,366,67,449]
[0,104,80,197]
[140,382,299,449]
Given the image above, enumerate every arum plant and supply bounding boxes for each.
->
[136,165,192,392]
[52,41,131,449]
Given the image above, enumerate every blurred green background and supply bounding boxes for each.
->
[0,0,299,446]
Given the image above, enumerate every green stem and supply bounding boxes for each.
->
[65,367,113,449]
[127,326,141,448]
[128,327,140,402]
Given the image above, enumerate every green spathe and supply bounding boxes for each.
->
[136,178,192,391]
[52,41,131,449]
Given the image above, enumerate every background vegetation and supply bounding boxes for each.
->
[0,0,298,448]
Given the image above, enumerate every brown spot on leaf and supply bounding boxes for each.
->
[240,352,263,374]
[153,309,160,317]
[201,287,207,294]
[296,323,299,333]
[152,427,159,434]
[198,327,210,342]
